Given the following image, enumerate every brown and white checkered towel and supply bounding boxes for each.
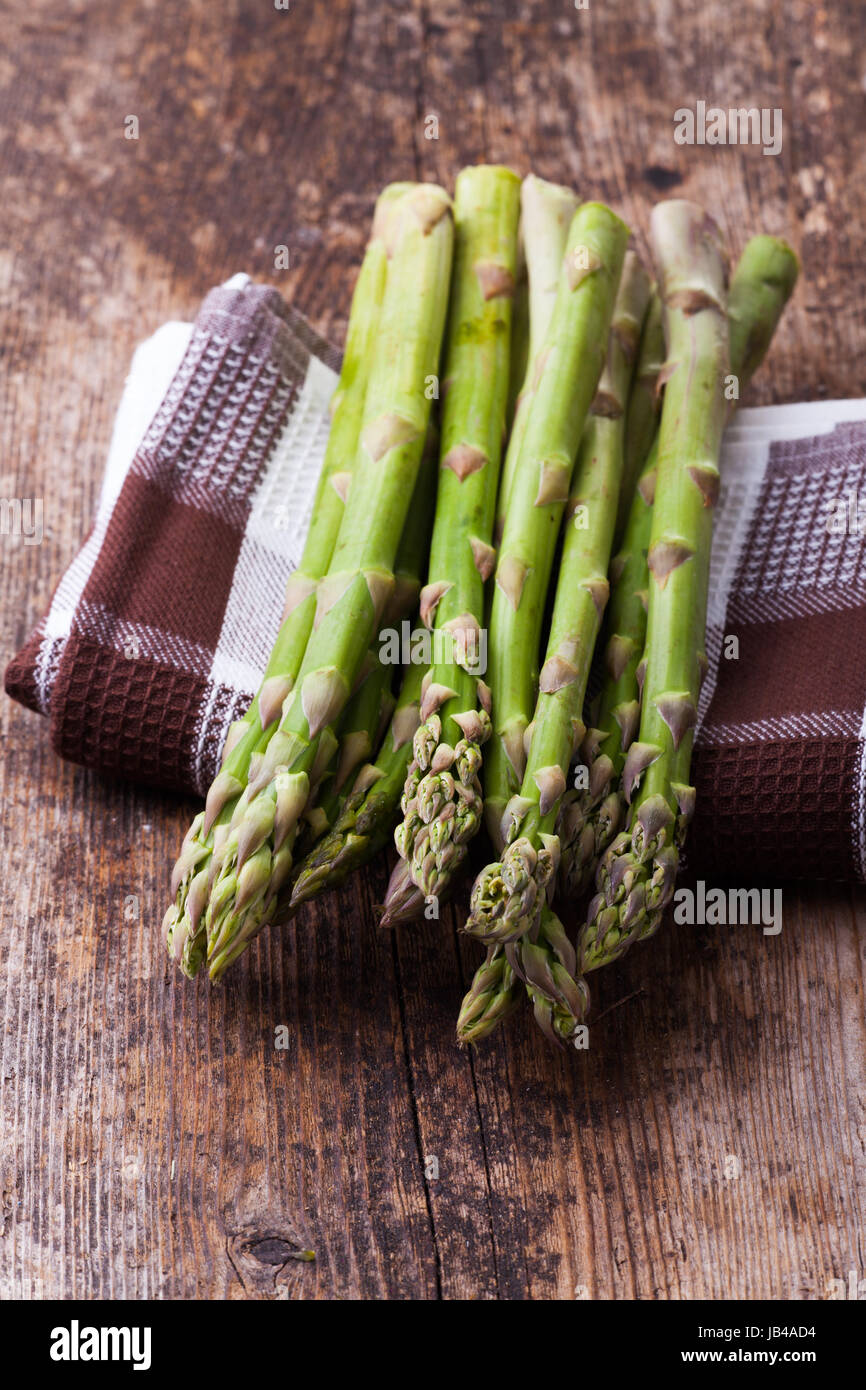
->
[6,277,866,880]
[6,276,340,797]
[692,404,866,881]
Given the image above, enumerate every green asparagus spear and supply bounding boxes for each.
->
[457,906,589,1048]
[556,441,656,903]
[494,175,579,542]
[380,164,521,924]
[482,203,629,857]
[581,199,730,967]
[569,234,800,958]
[456,946,520,1044]
[510,906,590,1047]
[556,295,664,903]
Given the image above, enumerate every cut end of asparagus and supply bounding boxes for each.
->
[649,199,728,316]
[382,182,453,254]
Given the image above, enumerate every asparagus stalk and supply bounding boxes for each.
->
[302,649,393,842]
[613,291,665,543]
[163,184,400,976]
[581,199,730,966]
[203,183,454,979]
[287,660,425,910]
[381,419,439,628]
[726,234,801,384]
[506,221,528,430]
[571,233,800,963]
[556,297,664,904]
[494,176,579,542]
[380,164,521,924]
[466,244,643,947]
[557,442,656,903]
[481,202,629,857]
[301,420,437,845]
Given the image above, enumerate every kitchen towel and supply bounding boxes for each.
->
[6,275,341,797]
[6,277,866,879]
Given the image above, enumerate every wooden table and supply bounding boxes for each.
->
[2,0,865,1300]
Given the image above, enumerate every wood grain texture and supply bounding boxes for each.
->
[1,0,865,1300]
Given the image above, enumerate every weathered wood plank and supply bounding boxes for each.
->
[1,0,864,1301]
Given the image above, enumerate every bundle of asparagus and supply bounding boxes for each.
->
[161,169,797,1052]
